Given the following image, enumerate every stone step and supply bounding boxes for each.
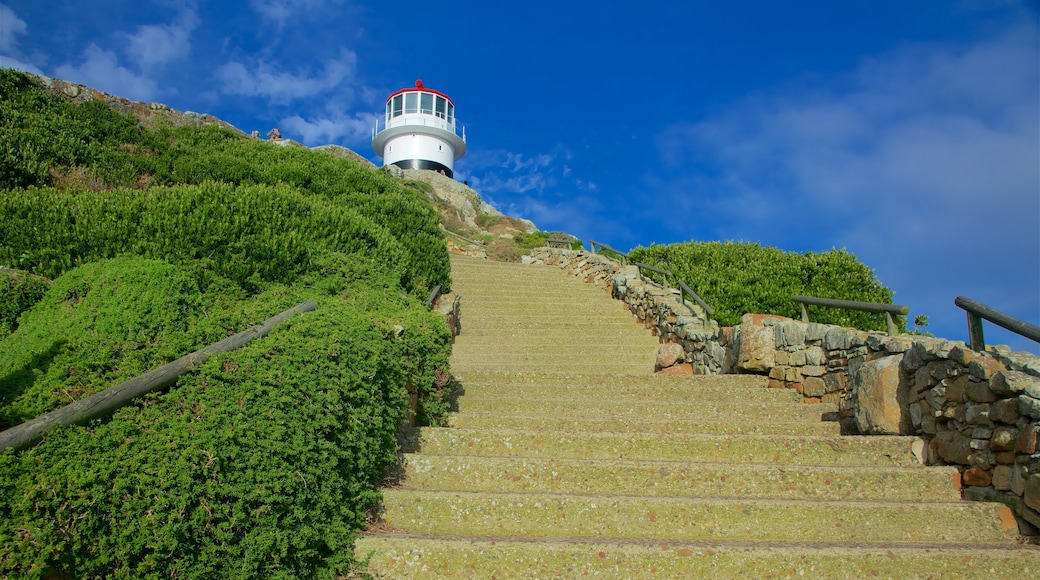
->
[452,344,658,356]
[376,489,1021,546]
[398,454,961,502]
[355,535,1040,579]
[414,429,923,467]
[452,395,833,423]
[451,362,657,374]
[455,374,796,403]
[453,318,640,328]
[453,353,653,365]
[448,414,843,436]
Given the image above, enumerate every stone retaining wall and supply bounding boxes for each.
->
[734,313,1040,533]
[525,247,1040,534]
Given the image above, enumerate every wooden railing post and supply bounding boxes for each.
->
[966,311,986,352]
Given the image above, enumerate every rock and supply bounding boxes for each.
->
[850,354,911,435]
[656,363,693,376]
[944,375,970,402]
[774,320,806,347]
[736,314,784,373]
[1020,395,1040,419]
[655,343,686,370]
[823,327,853,351]
[990,370,1034,396]
[991,427,1019,452]
[989,398,1020,424]
[900,342,930,372]
[801,365,825,377]
[934,429,973,464]
[804,346,826,366]
[1026,475,1040,512]
[963,467,992,487]
[965,403,992,426]
[803,377,827,398]
[823,371,846,394]
[948,345,979,367]
[1012,465,1027,496]
[965,380,998,403]
[434,292,462,339]
[969,356,1004,380]
[992,465,1013,491]
[1016,422,1039,454]
[884,338,912,353]
[924,339,958,360]
[991,349,1040,378]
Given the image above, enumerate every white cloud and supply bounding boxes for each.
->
[0,55,42,75]
[653,22,1039,350]
[0,2,41,74]
[0,3,27,53]
[279,110,378,147]
[124,8,198,69]
[251,0,342,26]
[54,44,161,101]
[216,50,358,104]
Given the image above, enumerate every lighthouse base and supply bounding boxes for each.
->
[390,159,453,178]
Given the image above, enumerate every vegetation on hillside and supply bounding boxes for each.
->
[0,68,453,577]
[629,241,900,331]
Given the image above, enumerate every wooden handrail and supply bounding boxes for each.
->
[632,262,670,290]
[955,296,1040,352]
[425,284,442,309]
[792,295,909,336]
[677,280,714,316]
[589,240,628,264]
[0,301,318,453]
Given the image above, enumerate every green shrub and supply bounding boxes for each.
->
[0,69,458,576]
[0,257,453,578]
[0,70,161,190]
[0,70,449,297]
[0,182,411,293]
[629,241,899,331]
[0,269,49,338]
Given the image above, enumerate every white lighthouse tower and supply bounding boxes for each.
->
[372,80,466,178]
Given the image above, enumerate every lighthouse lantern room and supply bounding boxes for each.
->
[372,80,466,178]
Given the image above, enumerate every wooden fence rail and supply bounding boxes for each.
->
[0,300,317,453]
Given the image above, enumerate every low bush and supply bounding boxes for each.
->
[629,241,899,331]
[0,269,49,339]
[0,257,453,578]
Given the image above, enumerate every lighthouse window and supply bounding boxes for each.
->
[447,102,454,124]
[421,92,434,115]
[404,92,418,114]
[392,94,403,117]
[435,96,447,119]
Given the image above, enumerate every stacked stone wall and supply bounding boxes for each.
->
[526,246,1040,533]
[734,313,1040,532]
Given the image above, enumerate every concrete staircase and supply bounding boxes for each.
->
[355,256,1038,577]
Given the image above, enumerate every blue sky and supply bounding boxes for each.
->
[2,0,1038,352]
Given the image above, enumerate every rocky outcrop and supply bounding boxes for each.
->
[37,74,244,134]
[403,170,536,234]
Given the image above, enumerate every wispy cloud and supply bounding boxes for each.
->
[0,3,42,74]
[651,21,1039,349]
[123,7,199,69]
[251,0,344,27]
[54,44,161,101]
[0,3,26,53]
[280,110,378,147]
[216,49,358,104]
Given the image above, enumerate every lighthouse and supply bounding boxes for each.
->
[372,80,466,178]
